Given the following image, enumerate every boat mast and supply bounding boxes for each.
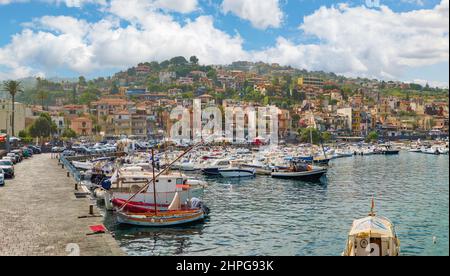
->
[369,197,375,217]
[118,139,205,212]
[151,148,157,215]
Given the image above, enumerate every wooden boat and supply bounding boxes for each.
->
[107,173,205,211]
[116,193,207,227]
[116,209,206,227]
[116,147,209,227]
[271,161,327,181]
[343,200,400,256]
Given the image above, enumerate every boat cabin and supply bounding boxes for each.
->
[343,216,400,256]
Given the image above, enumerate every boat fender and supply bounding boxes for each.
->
[101,179,112,190]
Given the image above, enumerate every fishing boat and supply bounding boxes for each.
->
[219,167,256,178]
[116,193,207,227]
[313,156,331,165]
[240,163,274,176]
[108,173,205,211]
[342,200,400,256]
[116,148,209,227]
[271,161,327,181]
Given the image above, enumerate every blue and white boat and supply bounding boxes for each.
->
[202,159,231,176]
[219,167,256,178]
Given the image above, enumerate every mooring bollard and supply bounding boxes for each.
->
[67,172,70,178]
[89,205,94,216]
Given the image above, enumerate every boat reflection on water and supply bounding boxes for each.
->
[104,211,207,256]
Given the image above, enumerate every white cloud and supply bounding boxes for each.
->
[0,0,246,78]
[153,0,199,13]
[0,0,448,86]
[0,0,106,7]
[221,0,283,29]
[252,1,449,80]
[0,0,198,12]
[410,79,449,88]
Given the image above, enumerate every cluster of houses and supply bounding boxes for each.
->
[0,61,448,141]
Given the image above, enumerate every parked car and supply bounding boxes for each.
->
[7,153,20,164]
[21,148,32,158]
[0,160,14,179]
[11,150,24,161]
[28,145,42,154]
[0,169,5,186]
[2,156,17,165]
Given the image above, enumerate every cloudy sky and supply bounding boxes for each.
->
[0,0,448,87]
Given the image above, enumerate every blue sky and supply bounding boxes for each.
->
[0,0,448,87]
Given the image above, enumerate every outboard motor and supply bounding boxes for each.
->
[190,198,210,215]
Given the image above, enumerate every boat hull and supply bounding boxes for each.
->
[219,168,256,178]
[382,150,400,155]
[202,168,221,176]
[106,187,204,211]
[271,169,327,181]
[116,210,205,227]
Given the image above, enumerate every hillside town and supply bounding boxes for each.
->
[1,57,449,144]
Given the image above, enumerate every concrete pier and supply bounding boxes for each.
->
[0,154,124,256]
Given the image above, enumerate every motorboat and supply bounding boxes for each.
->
[421,147,440,155]
[72,160,94,171]
[271,161,327,182]
[201,159,231,176]
[218,167,256,178]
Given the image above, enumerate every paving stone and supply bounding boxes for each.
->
[0,154,124,256]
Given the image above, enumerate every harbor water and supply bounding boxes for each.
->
[104,152,449,256]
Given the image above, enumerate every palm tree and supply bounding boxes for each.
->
[2,80,23,136]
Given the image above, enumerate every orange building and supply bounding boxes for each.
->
[70,117,93,136]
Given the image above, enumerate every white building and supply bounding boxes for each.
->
[51,116,66,136]
[337,107,353,132]
[0,100,33,136]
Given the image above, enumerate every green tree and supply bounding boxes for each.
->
[78,76,87,86]
[190,56,199,65]
[366,131,379,142]
[62,128,77,139]
[2,80,23,136]
[93,125,102,135]
[321,131,332,143]
[298,128,321,144]
[29,114,56,140]
[18,130,33,143]
[170,56,188,66]
[79,91,98,105]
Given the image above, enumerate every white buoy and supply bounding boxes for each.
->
[433,236,437,244]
